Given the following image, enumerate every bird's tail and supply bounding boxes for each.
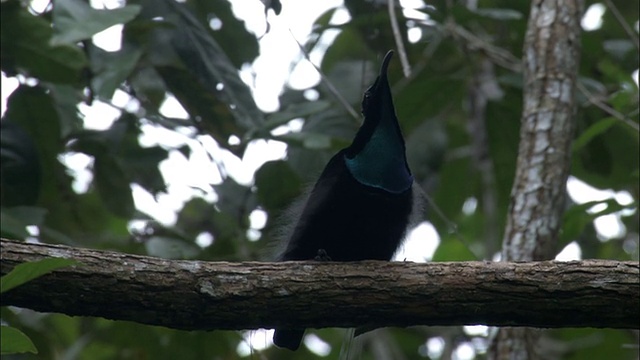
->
[339,328,363,360]
[273,328,305,351]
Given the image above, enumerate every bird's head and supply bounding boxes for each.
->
[344,50,413,194]
[361,50,394,120]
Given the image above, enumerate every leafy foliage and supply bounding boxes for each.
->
[1,258,77,355]
[0,0,637,359]
[1,326,37,355]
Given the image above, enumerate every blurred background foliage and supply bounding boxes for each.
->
[1,0,638,358]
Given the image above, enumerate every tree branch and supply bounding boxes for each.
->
[387,0,411,77]
[1,239,638,331]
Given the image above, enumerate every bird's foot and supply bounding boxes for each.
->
[314,249,332,261]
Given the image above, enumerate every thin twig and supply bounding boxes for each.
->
[445,21,638,133]
[288,30,361,122]
[387,0,411,77]
[448,22,521,72]
[577,82,640,132]
[603,0,640,51]
[393,32,443,93]
[422,191,482,260]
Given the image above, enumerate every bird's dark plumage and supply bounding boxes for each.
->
[273,50,415,350]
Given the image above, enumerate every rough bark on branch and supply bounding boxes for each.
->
[1,239,638,331]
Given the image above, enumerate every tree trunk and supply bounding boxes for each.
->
[489,1,584,359]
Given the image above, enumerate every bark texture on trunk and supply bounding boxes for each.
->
[490,1,584,359]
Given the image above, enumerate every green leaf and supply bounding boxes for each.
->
[71,114,168,214]
[186,0,259,67]
[0,120,41,206]
[90,46,144,99]
[572,118,639,190]
[609,87,639,114]
[0,1,87,84]
[94,153,135,218]
[560,199,632,245]
[71,115,168,197]
[128,66,168,111]
[1,86,90,241]
[212,177,256,220]
[1,258,78,293]
[149,0,264,134]
[51,0,141,45]
[255,160,302,212]
[177,144,191,159]
[432,237,477,262]
[49,84,85,138]
[0,326,37,355]
[573,117,617,152]
[120,146,168,196]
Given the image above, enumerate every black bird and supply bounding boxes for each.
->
[273,50,419,351]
